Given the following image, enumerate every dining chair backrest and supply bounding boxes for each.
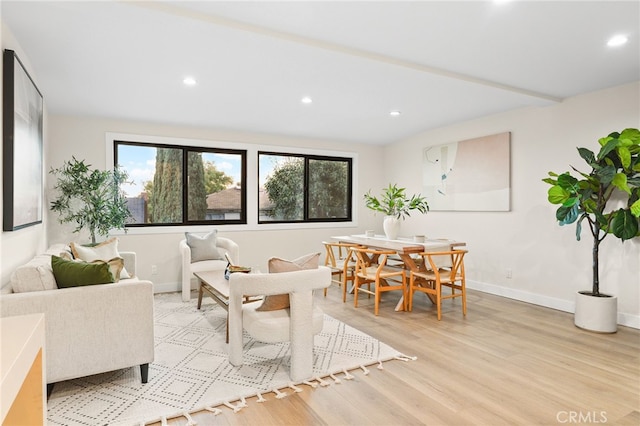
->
[423,250,467,282]
[352,247,397,276]
[322,241,362,299]
[322,241,360,270]
[408,249,468,320]
[351,246,407,315]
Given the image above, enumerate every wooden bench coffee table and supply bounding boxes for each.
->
[194,270,260,342]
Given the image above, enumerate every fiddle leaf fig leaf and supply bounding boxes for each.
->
[548,186,569,204]
[557,204,579,225]
[578,147,596,166]
[617,146,631,169]
[557,172,578,188]
[597,138,619,161]
[595,165,616,185]
[612,173,630,194]
[631,199,640,218]
[611,209,639,240]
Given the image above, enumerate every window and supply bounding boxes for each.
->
[115,141,246,226]
[259,152,352,223]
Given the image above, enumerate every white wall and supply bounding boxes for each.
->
[384,82,640,328]
[46,115,385,292]
[4,13,638,327]
[0,23,48,291]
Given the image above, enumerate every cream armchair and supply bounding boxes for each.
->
[180,236,239,302]
[228,266,331,382]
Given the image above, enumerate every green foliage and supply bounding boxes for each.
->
[543,128,640,295]
[264,158,304,220]
[363,183,429,220]
[187,152,207,221]
[145,154,233,223]
[151,148,182,223]
[204,160,233,195]
[50,157,132,244]
[308,160,349,218]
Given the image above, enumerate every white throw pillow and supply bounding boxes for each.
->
[185,231,223,262]
[70,238,130,279]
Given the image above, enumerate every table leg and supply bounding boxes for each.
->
[197,279,204,309]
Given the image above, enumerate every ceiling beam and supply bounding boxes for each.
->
[123,0,562,103]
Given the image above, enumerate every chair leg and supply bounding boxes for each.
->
[400,273,407,311]
[408,274,414,312]
[461,280,467,316]
[342,276,348,303]
[353,278,359,308]
[436,282,442,321]
[374,282,380,316]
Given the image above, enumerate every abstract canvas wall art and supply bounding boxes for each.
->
[422,132,511,211]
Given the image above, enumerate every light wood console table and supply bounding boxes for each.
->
[1,313,46,426]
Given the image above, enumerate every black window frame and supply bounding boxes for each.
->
[114,140,247,227]
[258,151,353,224]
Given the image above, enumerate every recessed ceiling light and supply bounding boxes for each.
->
[301,96,313,104]
[183,77,197,86]
[389,110,401,117]
[607,35,628,47]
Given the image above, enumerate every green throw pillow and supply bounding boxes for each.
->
[51,255,115,288]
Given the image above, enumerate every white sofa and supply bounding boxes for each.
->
[179,236,239,302]
[0,245,155,388]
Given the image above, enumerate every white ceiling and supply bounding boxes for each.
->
[2,1,639,145]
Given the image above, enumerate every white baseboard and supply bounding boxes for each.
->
[467,280,639,330]
[153,279,640,330]
[153,281,181,294]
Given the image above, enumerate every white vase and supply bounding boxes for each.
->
[574,291,617,333]
[382,216,400,240]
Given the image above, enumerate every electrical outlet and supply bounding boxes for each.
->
[151,265,158,275]
[506,269,512,279]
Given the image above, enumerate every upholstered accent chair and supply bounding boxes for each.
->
[228,266,331,381]
[180,234,239,302]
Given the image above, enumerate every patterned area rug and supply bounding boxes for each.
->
[47,292,409,425]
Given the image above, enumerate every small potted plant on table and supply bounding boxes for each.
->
[363,183,429,240]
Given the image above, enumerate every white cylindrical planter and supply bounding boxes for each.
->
[383,216,400,240]
[574,291,617,333]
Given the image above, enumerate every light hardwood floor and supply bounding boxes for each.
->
[153,287,640,426]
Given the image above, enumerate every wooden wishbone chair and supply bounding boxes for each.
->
[322,241,360,299]
[408,249,468,320]
[352,247,407,315]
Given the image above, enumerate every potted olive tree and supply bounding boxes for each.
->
[543,128,640,332]
[363,183,429,240]
[50,157,132,245]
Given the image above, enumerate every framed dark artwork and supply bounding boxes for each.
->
[3,49,44,231]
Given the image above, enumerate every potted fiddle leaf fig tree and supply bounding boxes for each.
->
[542,128,640,333]
[364,183,429,240]
[50,157,132,245]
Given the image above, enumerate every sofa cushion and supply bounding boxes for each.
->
[51,255,116,288]
[61,256,125,283]
[185,231,223,262]
[10,254,58,293]
[256,252,320,312]
[70,238,130,279]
